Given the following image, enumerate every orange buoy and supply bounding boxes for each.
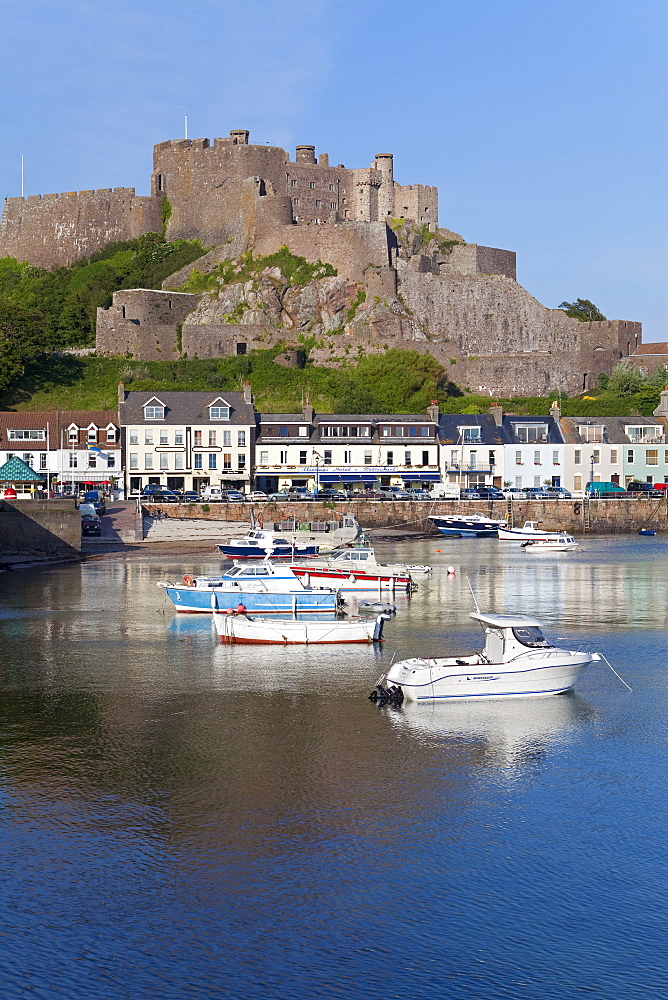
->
[237,604,246,613]
[183,575,194,587]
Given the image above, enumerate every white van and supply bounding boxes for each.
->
[200,485,224,501]
[430,483,461,499]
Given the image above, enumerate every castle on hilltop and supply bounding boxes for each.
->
[0,129,642,396]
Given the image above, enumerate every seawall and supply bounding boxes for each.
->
[143,498,668,535]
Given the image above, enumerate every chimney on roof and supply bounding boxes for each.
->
[427,399,439,423]
[490,403,503,426]
[118,382,125,404]
[550,399,561,421]
[243,381,252,404]
[653,388,668,418]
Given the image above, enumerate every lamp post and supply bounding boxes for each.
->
[313,453,321,496]
[590,452,595,489]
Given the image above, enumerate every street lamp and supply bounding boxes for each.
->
[590,451,595,488]
[313,452,321,495]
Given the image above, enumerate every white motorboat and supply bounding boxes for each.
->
[213,611,386,644]
[218,515,361,559]
[375,611,599,703]
[290,544,422,593]
[430,513,507,538]
[522,535,578,551]
[497,520,572,542]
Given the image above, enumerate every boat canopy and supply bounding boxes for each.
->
[470,611,545,629]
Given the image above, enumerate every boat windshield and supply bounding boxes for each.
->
[512,626,551,648]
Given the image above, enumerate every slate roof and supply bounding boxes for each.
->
[119,391,256,426]
[560,416,668,445]
[0,456,45,481]
[437,413,508,445]
[502,414,564,444]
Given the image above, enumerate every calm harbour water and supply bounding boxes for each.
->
[0,536,666,999]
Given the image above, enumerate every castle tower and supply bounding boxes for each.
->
[374,154,394,219]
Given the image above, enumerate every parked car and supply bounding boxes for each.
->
[544,487,572,499]
[266,491,293,501]
[181,491,200,502]
[82,490,106,515]
[405,489,431,500]
[502,487,528,500]
[248,491,268,501]
[222,490,247,502]
[314,489,348,501]
[81,514,101,537]
[475,486,505,500]
[460,487,483,499]
[523,487,554,500]
[144,489,181,503]
[652,483,668,493]
[355,490,386,501]
[626,481,658,494]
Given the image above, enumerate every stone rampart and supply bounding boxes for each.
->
[0,500,82,563]
[143,498,668,535]
[253,221,394,282]
[0,189,161,269]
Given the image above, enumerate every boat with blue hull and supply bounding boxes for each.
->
[429,513,507,538]
[218,516,361,559]
[157,563,341,614]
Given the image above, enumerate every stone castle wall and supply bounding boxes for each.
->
[0,188,161,269]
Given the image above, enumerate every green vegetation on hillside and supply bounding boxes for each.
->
[1,351,664,418]
[0,233,207,395]
[178,246,337,294]
[558,298,606,322]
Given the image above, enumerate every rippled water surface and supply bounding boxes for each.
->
[0,536,666,999]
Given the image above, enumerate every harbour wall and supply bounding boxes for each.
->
[0,500,82,565]
[142,498,668,536]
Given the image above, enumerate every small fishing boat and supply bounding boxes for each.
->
[374,611,600,703]
[638,529,656,536]
[521,535,578,551]
[213,611,386,644]
[290,544,417,593]
[357,600,397,614]
[218,515,361,559]
[498,520,571,542]
[429,513,507,538]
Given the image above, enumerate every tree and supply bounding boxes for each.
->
[606,361,645,396]
[558,298,606,322]
[0,302,48,396]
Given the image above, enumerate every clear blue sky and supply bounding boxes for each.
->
[1,0,666,340]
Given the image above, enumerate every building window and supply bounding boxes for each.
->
[329,184,335,191]
[422,451,429,466]
[88,455,97,468]
[69,454,77,468]
[610,449,618,464]
[421,427,429,437]
[236,344,247,356]
[534,476,541,487]
[194,430,202,447]
[552,450,560,464]
[364,451,372,465]
[324,450,332,466]
[515,451,522,465]
[194,454,203,470]
[574,475,582,491]
[298,426,308,437]
[87,427,97,442]
[331,202,337,210]
[223,454,232,470]
[145,455,153,470]
[208,454,217,470]
[469,451,477,470]
[209,430,217,447]
[174,454,184,470]
[144,405,164,420]
[291,180,297,187]
[574,450,581,465]
[315,200,321,207]
[299,451,307,464]
[129,429,138,445]
[534,450,541,465]
[175,430,184,445]
[592,450,600,465]
[8,429,46,441]
[130,454,138,470]
[386,451,394,465]
[160,454,169,470]
[69,427,78,442]
[223,431,231,447]
[279,427,289,437]
[409,426,418,438]
[238,454,246,469]
[107,455,115,468]
[344,450,352,464]
[461,427,481,443]
[515,476,523,488]
[39,453,47,470]
[144,430,154,445]
[23,453,33,467]
[160,430,169,446]
[516,425,548,443]
[647,449,658,466]
[238,431,246,447]
[404,451,411,465]
[106,427,116,443]
[209,405,230,420]
[627,449,634,464]
[279,450,288,464]
[259,451,268,465]
[309,181,315,189]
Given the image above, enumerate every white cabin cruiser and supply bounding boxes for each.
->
[376,611,599,703]
[218,515,361,559]
[497,520,572,542]
[290,544,422,593]
[522,535,578,551]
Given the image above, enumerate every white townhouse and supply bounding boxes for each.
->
[254,404,441,493]
[559,415,668,491]
[118,384,256,495]
[0,410,121,494]
[437,412,507,489]
[501,409,565,490]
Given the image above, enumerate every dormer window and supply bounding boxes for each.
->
[460,426,481,442]
[106,425,117,443]
[209,398,230,420]
[87,425,98,442]
[143,397,165,420]
[68,425,78,442]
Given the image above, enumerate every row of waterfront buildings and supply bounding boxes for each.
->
[2,385,668,496]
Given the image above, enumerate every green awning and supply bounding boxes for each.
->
[0,456,45,482]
